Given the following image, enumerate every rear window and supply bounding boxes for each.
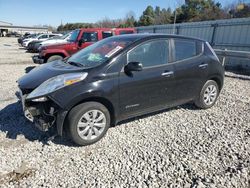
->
[173,39,203,61]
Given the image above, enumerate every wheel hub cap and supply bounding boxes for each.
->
[203,85,217,105]
[77,110,106,141]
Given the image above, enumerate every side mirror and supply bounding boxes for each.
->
[78,39,85,46]
[125,62,143,72]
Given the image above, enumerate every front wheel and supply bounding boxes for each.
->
[195,80,219,109]
[47,55,63,63]
[67,102,110,146]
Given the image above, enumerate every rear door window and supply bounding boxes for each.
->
[102,31,113,39]
[173,39,203,62]
[81,32,98,42]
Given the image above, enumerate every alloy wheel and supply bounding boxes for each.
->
[203,85,217,105]
[77,110,106,141]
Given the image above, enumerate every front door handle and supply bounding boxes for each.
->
[162,71,174,77]
[199,63,208,69]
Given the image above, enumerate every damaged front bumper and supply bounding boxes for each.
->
[18,89,67,135]
[32,55,44,64]
[19,89,34,122]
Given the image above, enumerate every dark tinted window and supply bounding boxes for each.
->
[128,39,169,68]
[119,30,134,35]
[49,34,57,38]
[38,34,48,39]
[102,31,113,39]
[81,32,98,42]
[173,39,203,61]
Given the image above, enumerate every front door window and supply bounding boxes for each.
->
[128,39,169,68]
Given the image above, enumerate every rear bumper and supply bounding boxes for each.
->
[32,55,44,64]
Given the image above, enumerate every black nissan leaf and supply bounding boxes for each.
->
[18,34,224,146]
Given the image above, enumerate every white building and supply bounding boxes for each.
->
[0,21,49,36]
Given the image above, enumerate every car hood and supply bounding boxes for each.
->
[18,60,84,90]
[24,38,36,42]
[41,39,66,45]
[44,42,71,49]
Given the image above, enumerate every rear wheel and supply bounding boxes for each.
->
[47,55,63,63]
[67,102,110,146]
[195,80,219,109]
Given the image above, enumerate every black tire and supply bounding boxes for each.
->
[195,80,219,109]
[47,55,63,63]
[67,102,110,146]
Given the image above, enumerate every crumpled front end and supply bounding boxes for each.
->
[18,87,64,134]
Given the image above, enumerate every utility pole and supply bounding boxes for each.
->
[173,10,177,34]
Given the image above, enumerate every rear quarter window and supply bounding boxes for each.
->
[173,39,203,62]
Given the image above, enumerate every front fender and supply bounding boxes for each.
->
[42,49,69,58]
[54,91,116,136]
[56,109,68,136]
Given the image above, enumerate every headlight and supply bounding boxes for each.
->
[39,45,47,51]
[26,72,88,100]
[38,46,42,51]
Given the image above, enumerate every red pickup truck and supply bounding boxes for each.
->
[33,28,135,64]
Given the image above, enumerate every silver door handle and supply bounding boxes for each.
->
[199,64,208,68]
[162,71,174,77]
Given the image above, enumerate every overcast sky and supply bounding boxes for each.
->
[0,0,243,27]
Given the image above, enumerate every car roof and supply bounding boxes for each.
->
[111,33,206,42]
[78,28,114,31]
[37,33,48,37]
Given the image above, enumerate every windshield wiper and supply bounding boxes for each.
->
[67,61,84,67]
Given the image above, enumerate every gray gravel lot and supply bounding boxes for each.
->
[0,37,249,187]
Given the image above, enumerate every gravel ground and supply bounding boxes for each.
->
[0,37,36,65]
[0,37,249,188]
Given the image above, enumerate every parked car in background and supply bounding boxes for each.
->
[40,32,71,46]
[32,28,135,64]
[22,33,62,47]
[6,31,21,37]
[27,32,71,53]
[23,32,31,37]
[18,33,36,44]
[18,34,224,146]
[112,28,135,35]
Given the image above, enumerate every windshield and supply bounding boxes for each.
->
[62,32,71,39]
[50,35,61,39]
[28,34,38,38]
[67,30,80,42]
[66,36,136,68]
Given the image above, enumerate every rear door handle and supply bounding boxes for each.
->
[199,63,208,69]
[162,71,174,77]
